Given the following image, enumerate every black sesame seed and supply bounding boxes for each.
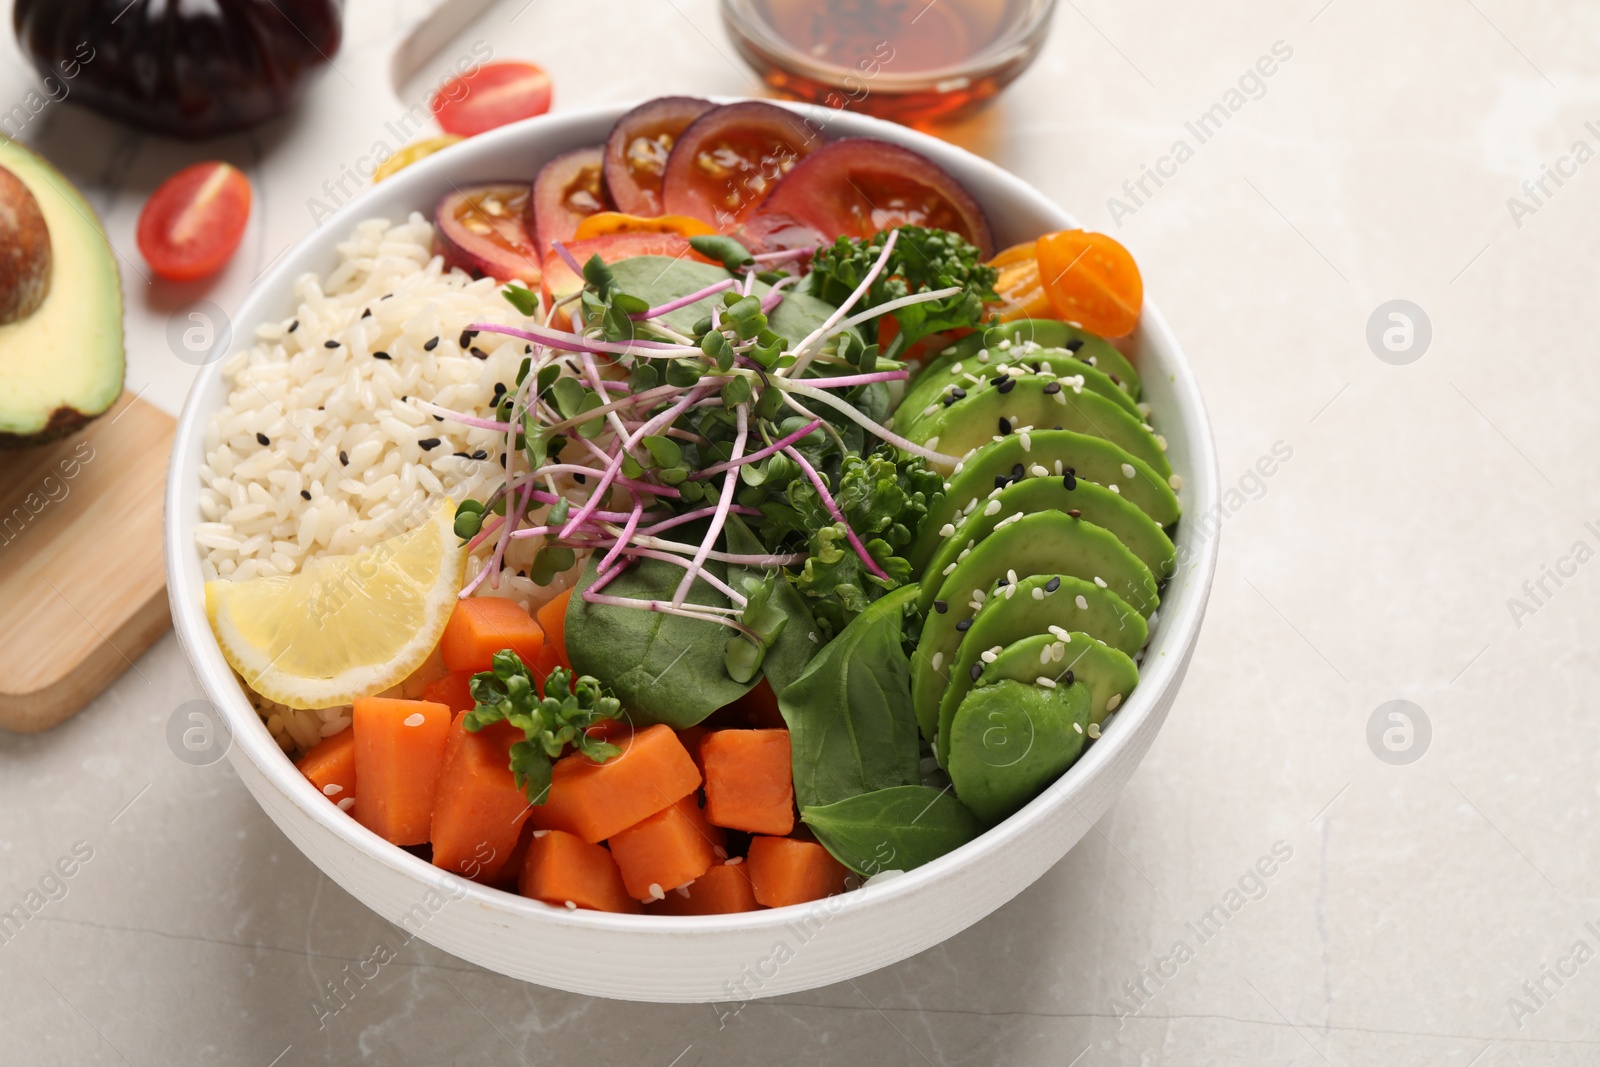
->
[433,414,444,422]
[1065,338,1084,352]
[255,432,270,446]
[499,453,508,467]
[1068,509,1082,518]
[1063,670,1075,686]
[1063,472,1077,490]
[300,490,312,501]
[995,577,1009,588]
[459,329,478,348]
[372,351,391,360]
[951,387,967,400]
[453,451,471,459]
[323,339,340,349]
[287,319,299,333]
[492,382,507,397]
[339,450,349,466]
[381,293,394,300]
[1043,381,1061,395]
[361,308,372,319]
[470,346,489,360]
[970,664,983,681]
[933,600,948,614]
[424,336,440,352]
[997,378,1015,394]
[471,449,488,460]
[990,375,1007,388]
[1109,373,1121,385]
[956,618,972,632]
[573,472,587,484]
[418,438,441,451]
[1011,463,1025,479]
[998,417,1012,435]
[1045,577,1061,592]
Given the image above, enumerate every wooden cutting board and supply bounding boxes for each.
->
[0,392,174,732]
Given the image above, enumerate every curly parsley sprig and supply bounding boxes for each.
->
[464,651,622,803]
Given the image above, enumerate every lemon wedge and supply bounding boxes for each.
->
[206,501,467,709]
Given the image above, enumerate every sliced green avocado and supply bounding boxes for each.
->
[901,347,1140,423]
[928,574,1147,760]
[913,431,1180,573]
[970,632,1138,727]
[910,513,1156,742]
[945,678,1090,825]
[927,319,1140,400]
[918,475,1175,591]
[903,374,1171,479]
[0,140,123,446]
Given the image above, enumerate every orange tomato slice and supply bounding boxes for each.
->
[1035,229,1143,337]
[573,211,718,241]
[987,241,1051,322]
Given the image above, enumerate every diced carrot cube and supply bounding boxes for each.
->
[532,724,701,843]
[518,830,638,914]
[351,698,452,846]
[296,726,357,809]
[649,862,762,915]
[422,669,477,712]
[534,588,573,673]
[746,836,851,908]
[430,717,532,884]
[702,728,795,836]
[440,596,544,674]
[609,795,725,901]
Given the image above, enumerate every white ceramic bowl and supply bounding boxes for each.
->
[165,99,1219,1003]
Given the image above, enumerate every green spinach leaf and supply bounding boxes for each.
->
[802,785,981,876]
[777,584,921,808]
[724,515,818,694]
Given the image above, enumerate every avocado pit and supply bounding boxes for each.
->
[0,164,51,325]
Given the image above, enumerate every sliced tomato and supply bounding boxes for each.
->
[760,138,995,257]
[431,61,552,137]
[434,184,540,284]
[573,212,716,241]
[732,211,827,258]
[988,241,1052,322]
[1035,229,1143,338]
[540,233,718,326]
[660,101,821,229]
[603,96,714,216]
[530,146,607,258]
[136,161,252,281]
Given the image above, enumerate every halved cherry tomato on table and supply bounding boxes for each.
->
[1036,229,1143,338]
[373,135,463,183]
[604,96,715,216]
[431,61,552,137]
[539,232,718,326]
[530,146,607,259]
[573,212,717,241]
[136,161,252,282]
[988,240,1052,322]
[759,138,995,256]
[661,101,820,228]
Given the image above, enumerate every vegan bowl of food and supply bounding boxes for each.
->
[166,97,1218,1002]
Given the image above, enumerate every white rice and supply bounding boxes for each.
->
[198,214,583,753]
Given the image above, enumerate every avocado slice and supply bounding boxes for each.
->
[903,373,1171,478]
[929,319,1141,399]
[913,431,1180,574]
[901,346,1140,423]
[0,140,124,447]
[945,678,1090,825]
[918,474,1175,592]
[925,573,1146,759]
[969,632,1138,727]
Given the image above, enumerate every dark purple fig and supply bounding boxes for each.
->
[434,183,541,285]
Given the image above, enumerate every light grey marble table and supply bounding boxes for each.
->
[2,1,1597,1064]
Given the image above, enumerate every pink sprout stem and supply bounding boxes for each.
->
[783,445,890,581]
[596,499,644,575]
[636,504,763,537]
[759,274,800,314]
[671,402,748,609]
[469,322,694,358]
[798,369,910,389]
[692,418,822,480]
[550,240,583,277]
[634,277,736,320]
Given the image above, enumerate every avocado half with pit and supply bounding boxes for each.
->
[0,138,124,447]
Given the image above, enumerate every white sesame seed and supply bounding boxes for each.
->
[958,547,970,561]
[1086,355,1097,365]
[1094,576,1108,588]
[973,589,986,602]
[1087,722,1102,738]
[1108,484,1120,494]
[1006,569,1018,584]
[322,783,343,796]
[939,523,956,536]
[932,652,944,671]
[1155,434,1168,452]
[943,563,957,576]
[926,436,940,449]
[983,499,1001,516]
[1106,693,1123,711]
[713,846,727,859]
[402,712,425,727]
[1075,594,1089,609]
[676,885,693,898]
[648,883,665,901]
[978,349,990,360]
[997,338,1012,350]
[1048,625,1071,640]
[980,649,998,664]
[1169,474,1183,490]
[1136,402,1152,417]
[963,498,978,514]
[1037,676,1057,689]
[1052,641,1067,659]
[726,855,745,866]
[969,599,984,612]
[532,829,550,838]
[337,797,355,812]
[996,512,1024,529]
[1032,587,1046,602]
[1030,463,1049,478]
[923,404,939,418]
[1021,432,1032,452]
[988,485,1004,499]
[565,900,578,909]
[1052,390,1067,405]
[1073,722,1084,734]
[941,345,957,356]
[1005,584,1017,599]
[1039,645,1052,663]
[951,362,963,373]
[1121,463,1136,478]
[1054,460,1064,475]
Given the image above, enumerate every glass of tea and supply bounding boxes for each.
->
[721,0,1058,124]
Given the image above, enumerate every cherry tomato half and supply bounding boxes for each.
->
[531,146,607,259]
[136,161,252,282]
[1035,229,1143,338]
[988,240,1051,322]
[573,212,717,241]
[431,61,552,137]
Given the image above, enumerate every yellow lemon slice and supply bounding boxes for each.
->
[207,501,467,709]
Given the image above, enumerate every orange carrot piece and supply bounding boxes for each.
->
[351,697,452,846]
[422,670,477,712]
[534,588,573,672]
[518,830,638,914]
[532,724,701,843]
[609,795,725,901]
[649,861,762,915]
[430,717,532,884]
[296,726,357,809]
[746,836,851,908]
[702,729,795,836]
[440,597,544,674]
